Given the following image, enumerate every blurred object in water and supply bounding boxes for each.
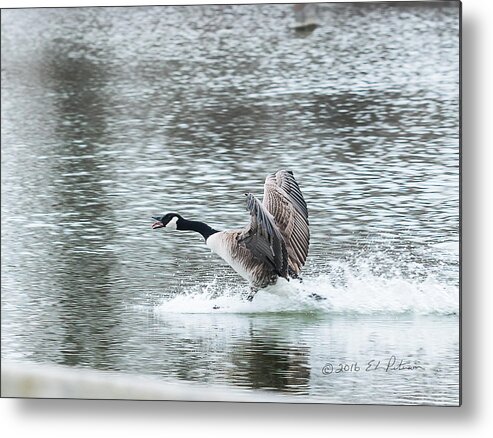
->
[292,3,320,32]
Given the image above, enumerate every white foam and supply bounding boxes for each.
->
[154,257,459,316]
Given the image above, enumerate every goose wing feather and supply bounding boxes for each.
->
[238,193,288,278]
[262,170,309,275]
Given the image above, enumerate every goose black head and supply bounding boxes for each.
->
[151,213,183,230]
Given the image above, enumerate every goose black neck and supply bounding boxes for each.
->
[178,218,219,241]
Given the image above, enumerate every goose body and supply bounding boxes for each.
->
[152,170,310,300]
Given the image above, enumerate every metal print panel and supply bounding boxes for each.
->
[1,2,460,405]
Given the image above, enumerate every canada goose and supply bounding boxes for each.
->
[151,170,309,301]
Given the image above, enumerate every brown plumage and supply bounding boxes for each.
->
[152,170,310,301]
[262,170,310,277]
[206,170,309,298]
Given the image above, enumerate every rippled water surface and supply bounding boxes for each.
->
[1,3,460,404]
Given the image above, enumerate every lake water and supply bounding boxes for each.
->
[1,3,460,405]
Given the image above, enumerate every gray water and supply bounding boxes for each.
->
[1,3,460,405]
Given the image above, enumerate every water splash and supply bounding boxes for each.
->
[155,249,459,315]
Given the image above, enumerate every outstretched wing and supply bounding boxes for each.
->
[262,170,309,276]
[238,193,288,278]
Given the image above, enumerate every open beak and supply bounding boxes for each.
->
[151,216,164,229]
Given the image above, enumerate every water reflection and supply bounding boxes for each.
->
[34,41,124,368]
[229,318,311,394]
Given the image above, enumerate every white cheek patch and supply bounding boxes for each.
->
[165,216,178,230]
